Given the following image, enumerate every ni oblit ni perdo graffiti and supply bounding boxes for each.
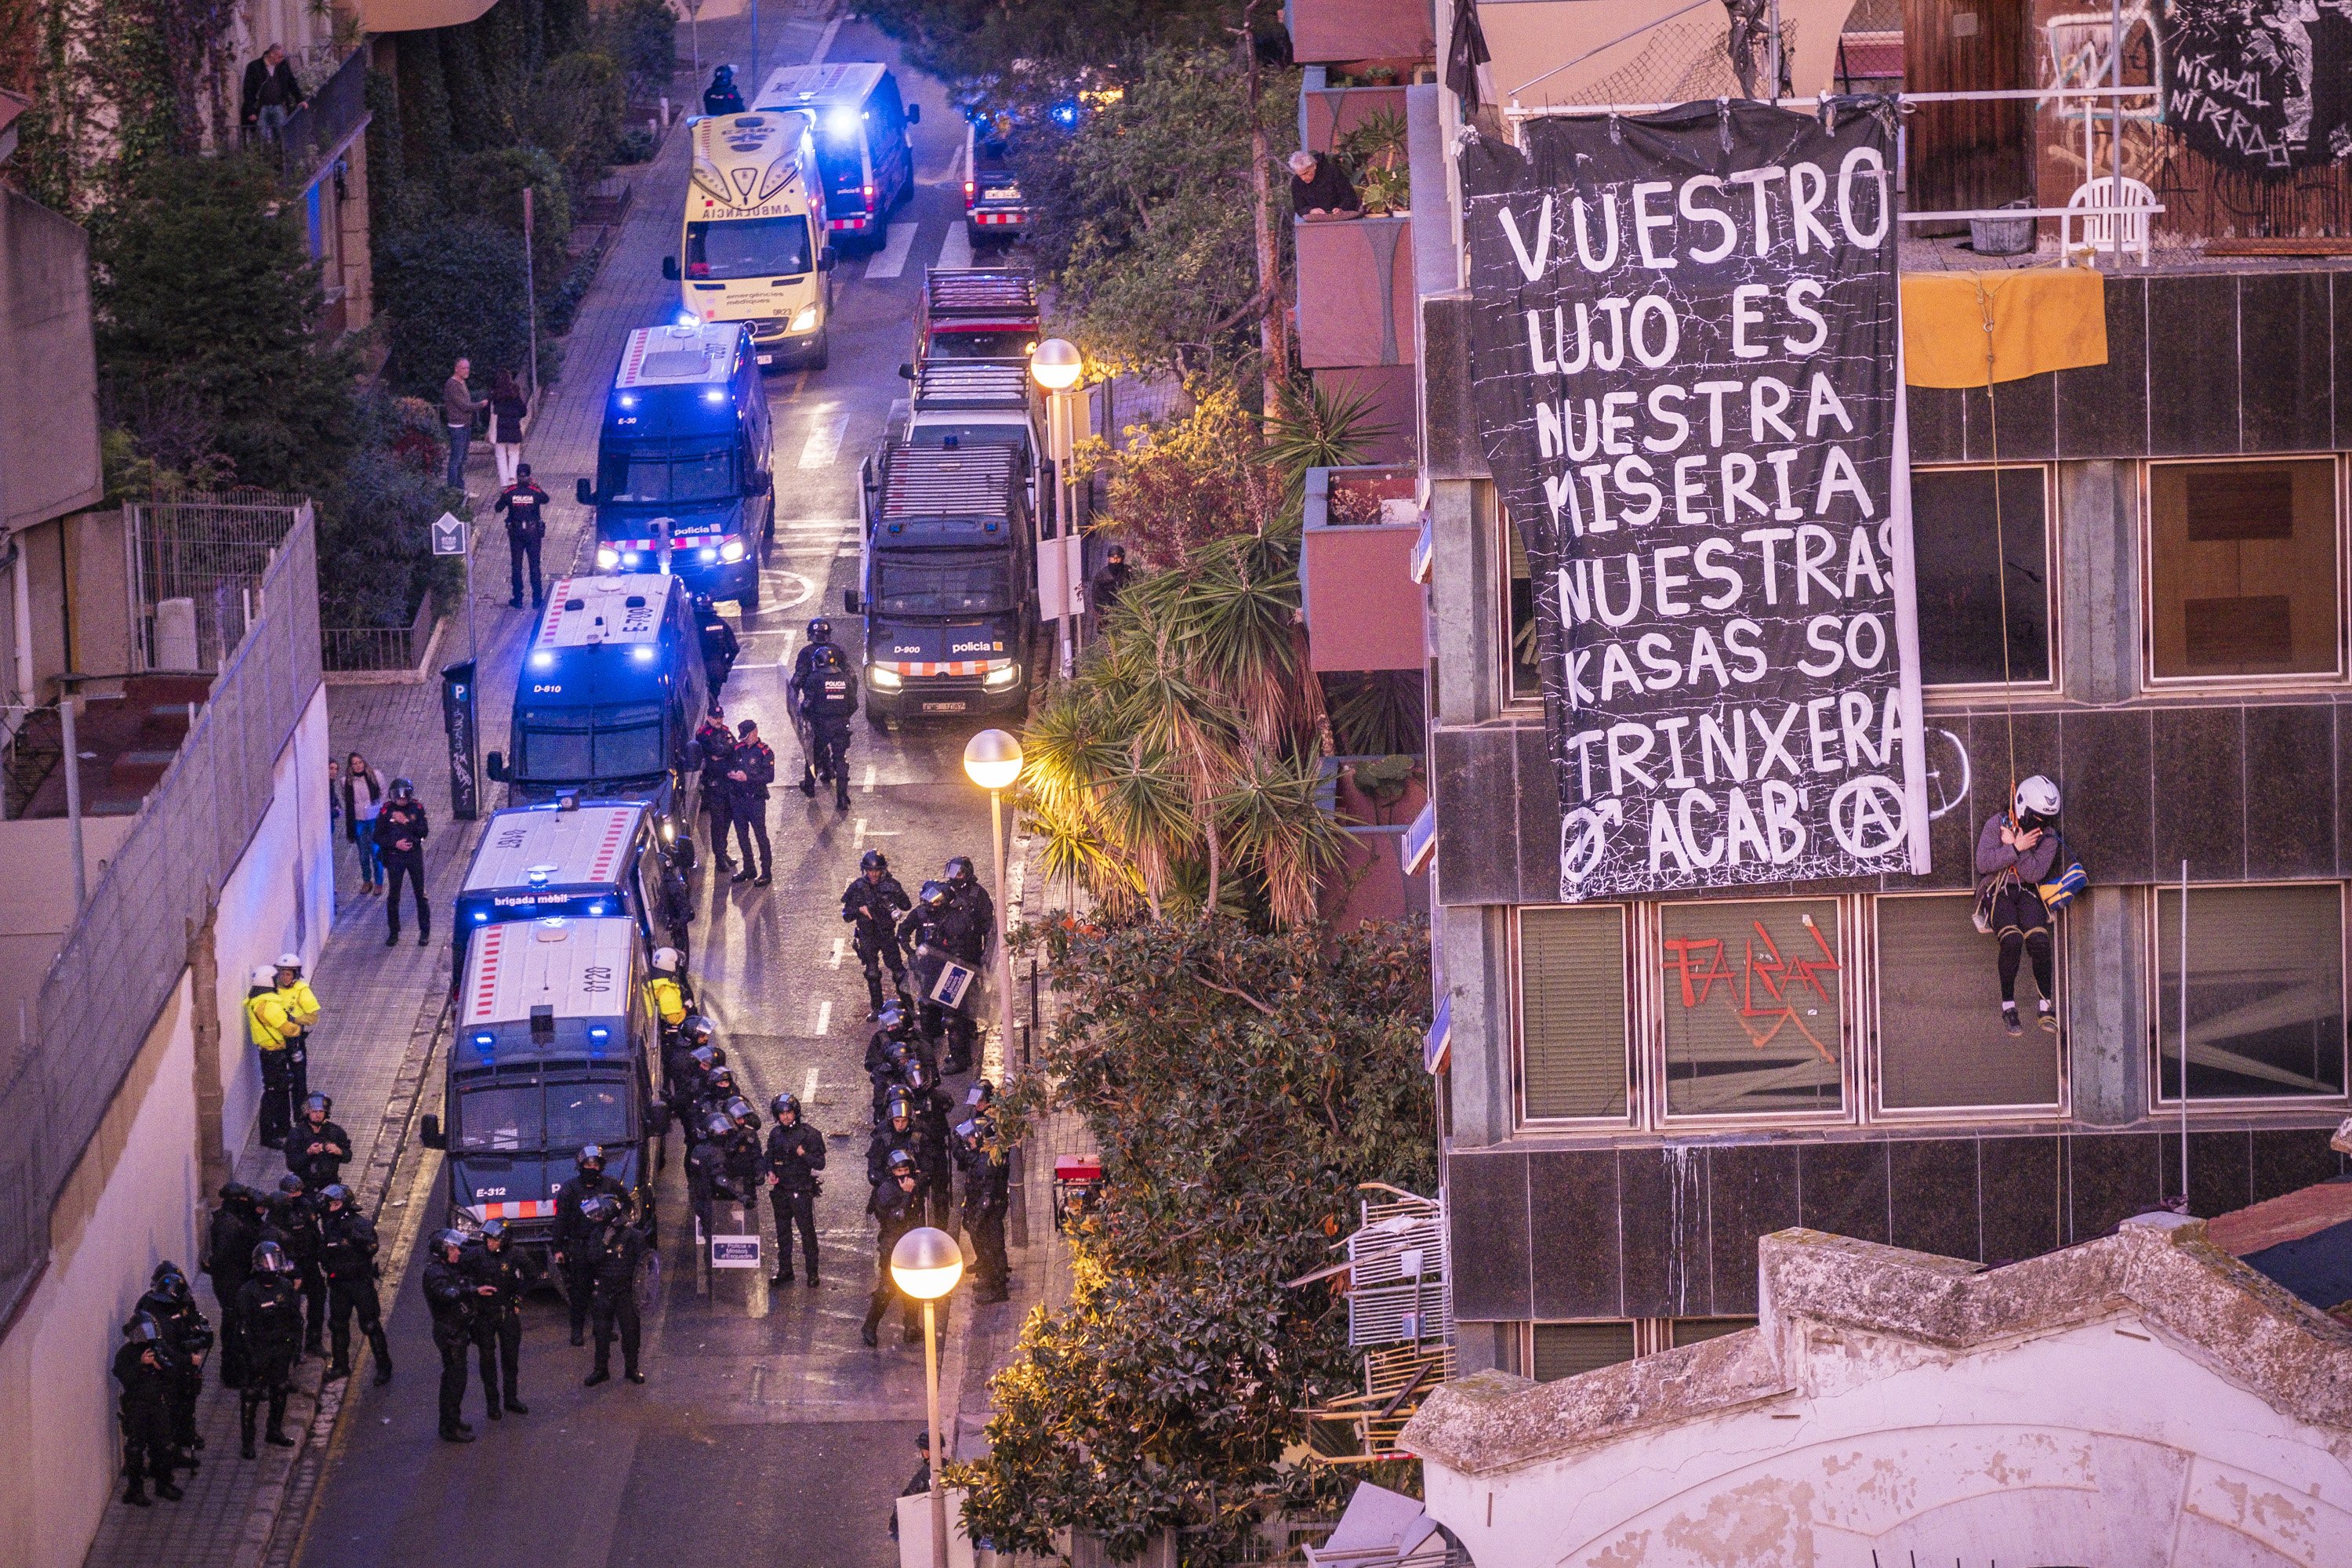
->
[1461,103,1931,902]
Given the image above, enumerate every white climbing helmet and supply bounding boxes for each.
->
[652,946,682,975]
[2016,775,2060,817]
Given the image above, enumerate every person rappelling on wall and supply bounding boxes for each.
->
[1973,775,2083,1037]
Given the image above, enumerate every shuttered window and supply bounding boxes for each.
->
[1668,1316,1758,1348]
[1876,894,2062,1109]
[1518,906,1628,1120]
[1531,1321,1636,1381]
[2156,884,2346,1102]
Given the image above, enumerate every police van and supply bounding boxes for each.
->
[579,324,775,610]
[903,360,1044,520]
[488,574,712,810]
[421,916,663,1264]
[753,62,918,251]
[913,267,1039,363]
[663,112,835,368]
[452,798,690,988]
[845,442,1036,723]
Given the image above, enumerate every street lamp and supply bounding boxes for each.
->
[1029,339,1084,677]
[891,1225,965,1568]
[962,729,1022,1083]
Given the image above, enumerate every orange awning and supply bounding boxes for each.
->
[1902,268,2110,389]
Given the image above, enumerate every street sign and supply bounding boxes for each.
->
[711,1235,762,1269]
[430,512,470,557]
[442,659,480,822]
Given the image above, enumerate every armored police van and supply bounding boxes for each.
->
[579,323,775,611]
[753,61,918,250]
[452,799,690,987]
[845,442,1036,723]
[488,574,710,811]
[420,916,664,1265]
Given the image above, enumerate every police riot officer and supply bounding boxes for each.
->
[136,1262,212,1467]
[727,718,776,885]
[896,882,967,1068]
[236,1241,304,1457]
[684,1111,731,1246]
[579,1193,649,1385]
[553,1144,624,1347]
[865,1001,926,1102]
[790,616,837,691]
[955,1115,1013,1303]
[843,851,913,1016]
[793,642,858,809]
[423,1230,481,1442]
[696,702,738,872]
[372,777,431,945]
[860,1149,926,1348]
[720,1098,765,1201]
[703,62,744,116]
[938,858,991,1075]
[264,1172,327,1356]
[766,1092,826,1288]
[694,593,739,691]
[944,855,995,946]
[494,461,550,608]
[869,1087,950,1228]
[318,1184,393,1386]
[114,1316,183,1505]
[465,1220,531,1417]
[202,1183,264,1388]
[285,1091,351,1189]
[906,1074,958,1229]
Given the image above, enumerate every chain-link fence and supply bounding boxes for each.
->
[125,492,308,673]
[0,509,321,1323]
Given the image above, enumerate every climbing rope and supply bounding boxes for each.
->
[1971,274,2019,821]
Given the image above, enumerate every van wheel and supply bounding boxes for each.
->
[866,706,889,731]
[809,331,830,371]
[739,579,761,613]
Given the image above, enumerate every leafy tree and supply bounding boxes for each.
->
[861,0,1233,84]
[957,917,1435,1562]
[602,0,679,102]
[316,394,459,626]
[376,216,534,394]
[1085,385,1286,568]
[529,49,626,194]
[91,151,354,495]
[449,144,574,287]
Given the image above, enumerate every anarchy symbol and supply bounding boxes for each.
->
[1829,776,1907,858]
[1559,799,1624,889]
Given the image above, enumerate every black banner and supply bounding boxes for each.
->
[2162,0,2352,171]
[1460,100,1927,901]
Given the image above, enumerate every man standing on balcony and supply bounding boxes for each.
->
[442,358,488,493]
[240,45,307,144]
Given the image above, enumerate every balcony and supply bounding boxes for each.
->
[276,44,371,189]
[1296,214,1419,464]
[1301,465,1424,674]
[360,0,496,32]
[1285,0,1432,69]
[1298,71,1411,157]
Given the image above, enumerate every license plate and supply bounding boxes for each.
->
[757,353,774,365]
[985,186,1019,200]
[920,701,968,713]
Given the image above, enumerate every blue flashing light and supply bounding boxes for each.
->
[619,393,639,408]
[699,546,718,563]
[631,645,656,663]
[826,107,858,140]
[589,1027,610,1040]
[702,388,727,405]
[529,652,554,670]
[674,312,699,328]
[470,1031,496,1062]
[474,910,489,923]
[588,902,607,915]
[622,551,642,567]
[1049,99,1080,129]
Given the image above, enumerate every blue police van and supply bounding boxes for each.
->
[845,441,1036,724]
[452,798,688,988]
[577,322,775,612]
[488,573,712,811]
[420,916,664,1265]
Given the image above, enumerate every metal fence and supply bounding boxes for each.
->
[0,510,321,1323]
[322,590,440,673]
[278,45,370,187]
[125,492,309,673]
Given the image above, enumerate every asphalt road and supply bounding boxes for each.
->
[292,17,1030,1566]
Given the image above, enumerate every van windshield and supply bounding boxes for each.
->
[873,551,1017,615]
[517,703,668,780]
[455,1077,632,1153]
[601,448,735,504]
[686,215,813,279]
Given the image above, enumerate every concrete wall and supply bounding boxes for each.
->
[0,815,141,1047]
[0,189,101,537]
[0,683,330,1568]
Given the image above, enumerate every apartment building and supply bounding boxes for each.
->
[1288,0,2352,1388]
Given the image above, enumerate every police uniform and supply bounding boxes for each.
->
[372,793,432,943]
[495,477,550,607]
[553,1164,624,1345]
[860,1167,927,1345]
[201,1188,262,1388]
[765,1109,826,1287]
[318,1201,392,1383]
[463,1232,531,1415]
[135,1270,212,1461]
[235,1264,304,1456]
[285,1109,350,1189]
[695,714,737,869]
[423,1242,481,1440]
[726,727,776,882]
[696,600,740,690]
[113,1329,180,1503]
[793,650,858,808]
[956,1123,1013,1302]
[584,1208,650,1384]
[842,868,913,1013]
[263,1184,328,1356]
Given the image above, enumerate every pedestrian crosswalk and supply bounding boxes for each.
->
[863,220,921,280]
[936,223,973,271]
[796,408,848,467]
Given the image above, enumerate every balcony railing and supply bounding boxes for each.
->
[1301,466,1424,674]
[1295,215,1417,369]
[276,44,369,187]
[1284,0,1433,68]
[1299,71,1411,157]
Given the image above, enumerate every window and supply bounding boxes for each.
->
[600,447,736,504]
[1911,466,2053,687]
[1502,510,1541,701]
[1517,906,1628,1120]
[2156,884,2347,1102]
[1531,1321,1636,1381]
[872,551,1018,615]
[1875,893,2062,1109]
[1668,1316,1758,1348]
[517,704,667,782]
[1661,898,1845,1116]
[2147,459,2341,681]
[684,214,814,279]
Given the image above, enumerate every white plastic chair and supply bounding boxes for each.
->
[2061,176,2156,267]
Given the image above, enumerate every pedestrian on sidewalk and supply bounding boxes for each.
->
[726,718,775,885]
[113,1317,183,1505]
[464,1221,531,1418]
[766,1093,825,1289]
[441,359,488,492]
[489,370,528,488]
[695,703,737,872]
[343,751,386,893]
[245,964,303,1150]
[423,1231,481,1442]
[235,1243,303,1458]
[373,777,431,946]
[494,463,550,609]
[860,1150,925,1347]
[318,1183,392,1386]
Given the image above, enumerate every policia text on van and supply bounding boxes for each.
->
[420,916,666,1269]
[847,442,1036,722]
[488,574,712,814]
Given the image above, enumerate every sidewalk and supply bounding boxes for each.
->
[78,71,705,1568]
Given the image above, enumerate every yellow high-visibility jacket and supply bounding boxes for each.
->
[246,991,300,1051]
[647,975,686,1029]
[277,979,322,1029]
